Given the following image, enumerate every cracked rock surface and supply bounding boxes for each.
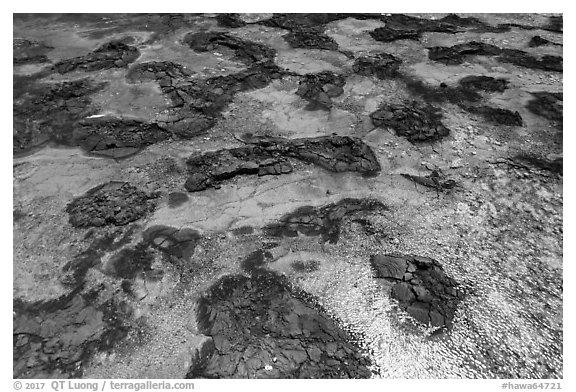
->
[370,254,464,328]
[191,271,372,379]
[13,13,563,380]
[66,182,156,227]
[185,135,380,191]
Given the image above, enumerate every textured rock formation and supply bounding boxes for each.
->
[295,71,346,109]
[370,254,464,327]
[264,198,387,244]
[353,53,402,79]
[370,101,450,143]
[189,271,372,378]
[66,182,156,228]
[54,39,140,74]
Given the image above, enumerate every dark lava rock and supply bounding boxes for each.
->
[353,53,402,79]
[370,254,464,328]
[189,271,372,378]
[142,225,201,261]
[428,41,562,72]
[259,13,351,30]
[370,101,450,143]
[126,61,192,84]
[13,292,129,378]
[369,13,500,43]
[428,42,502,65]
[73,116,172,158]
[54,39,140,74]
[283,27,339,50]
[401,171,457,192]
[526,92,563,126]
[13,38,53,65]
[438,14,511,33]
[215,13,247,28]
[182,31,276,66]
[369,27,421,42]
[240,249,274,274]
[458,75,509,93]
[464,105,523,126]
[132,60,285,137]
[184,135,380,191]
[291,260,321,273]
[498,49,562,73]
[295,71,346,110]
[13,77,105,154]
[66,182,156,228]
[264,198,387,244]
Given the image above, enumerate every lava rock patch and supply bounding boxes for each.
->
[526,92,562,126]
[370,101,450,143]
[13,77,105,154]
[458,75,509,93]
[13,293,129,378]
[264,198,387,244]
[182,32,276,65]
[370,254,464,328]
[528,36,561,48]
[295,71,346,110]
[73,116,172,158]
[190,271,372,378]
[401,171,457,192]
[142,225,201,261]
[184,135,380,191]
[283,27,339,50]
[66,182,156,228]
[353,53,402,79]
[54,39,140,74]
[428,41,562,72]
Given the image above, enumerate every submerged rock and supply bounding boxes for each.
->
[370,254,464,327]
[66,182,156,228]
[295,71,346,110]
[353,53,402,79]
[370,101,450,143]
